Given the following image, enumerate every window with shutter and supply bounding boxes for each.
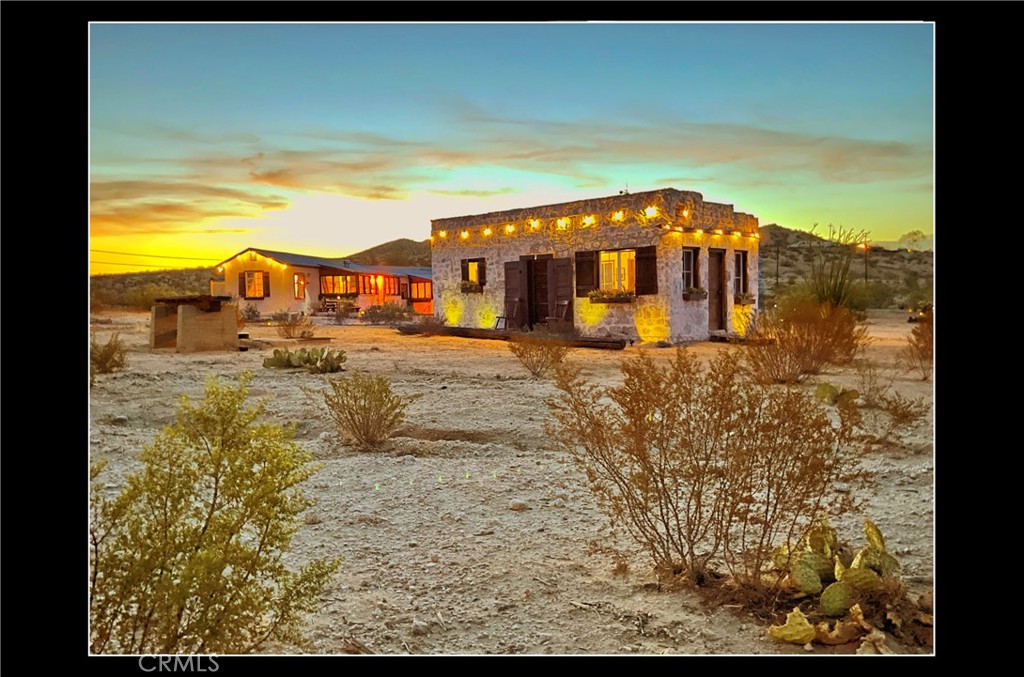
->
[242,271,266,299]
[460,258,487,292]
[634,246,658,295]
[734,251,748,294]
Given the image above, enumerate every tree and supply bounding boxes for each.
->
[90,373,340,654]
[898,229,927,251]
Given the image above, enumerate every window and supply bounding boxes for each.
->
[293,273,307,300]
[238,271,269,299]
[599,250,636,292]
[682,248,700,289]
[734,251,749,294]
[359,275,378,295]
[460,258,487,291]
[383,276,399,296]
[576,246,658,297]
[410,281,432,300]
[320,274,357,295]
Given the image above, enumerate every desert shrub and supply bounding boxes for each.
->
[272,311,315,339]
[90,364,97,387]
[263,347,347,374]
[846,281,895,310]
[852,353,896,409]
[317,372,414,450]
[241,303,261,322]
[508,329,573,378]
[744,299,869,384]
[361,302,415,326]
[804,224,868,308]
[90,332,128,374]
[89,373,341,653]
[548,349,865,592]
[416,313,448,336]
[333,301,358,325]
[900,307,933,380]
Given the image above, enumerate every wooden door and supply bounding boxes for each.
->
[546,257,574,329]
[527,258,550,326]
[708,249,726,331]
[504,260,526,329]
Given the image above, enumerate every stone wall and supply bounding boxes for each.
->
[430,188,759,342]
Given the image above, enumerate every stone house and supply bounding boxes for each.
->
[209,247,433,317]
[429,188,759,343]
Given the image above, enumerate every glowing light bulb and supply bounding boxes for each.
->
[460,230,469,239]
[483,226,492,236]
[582,215,595,226]
[557,218,568,229]
[644,206,658,217]
[529,219,540,229]
[439,230,447,238]
[505,224,515,234]
[612,210,624,221]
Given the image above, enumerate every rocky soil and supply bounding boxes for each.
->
[88,309,934,656]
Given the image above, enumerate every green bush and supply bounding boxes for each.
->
[263,347,347,374]
[91,333,128,374]
[845,281,895,310]
[89,373,340,653]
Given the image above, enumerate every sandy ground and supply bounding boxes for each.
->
[88,309,934,656]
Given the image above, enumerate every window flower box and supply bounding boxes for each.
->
[734,292,756,305]
[683,287,708,301]
[460,281,484,294]
[588,289,636,304]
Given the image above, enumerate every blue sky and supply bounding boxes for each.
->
[89,22,933,273]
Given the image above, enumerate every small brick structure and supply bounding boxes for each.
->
[150,296,239,353]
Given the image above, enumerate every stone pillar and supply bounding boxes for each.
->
[175,304,239,353]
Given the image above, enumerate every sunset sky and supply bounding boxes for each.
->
[89,22,933,275]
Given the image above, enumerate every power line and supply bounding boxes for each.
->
[90,260,211,268]
[89,249,220,261]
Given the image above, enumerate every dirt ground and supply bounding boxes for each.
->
[88,309,935,656]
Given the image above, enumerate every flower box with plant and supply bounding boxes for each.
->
[683,287,708,301]
[588,289,636,304]
[460,280,484,294]
[735,292,756,305]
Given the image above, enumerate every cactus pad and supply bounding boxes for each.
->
[821,581,854,617]
[769,607,817,645]
[841,566,881,592]
[864,518,886,552]
[772,543,793,570]
[790,557,823,594]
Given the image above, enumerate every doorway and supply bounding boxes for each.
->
[708,249,726,332]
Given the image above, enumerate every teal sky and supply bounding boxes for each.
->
[89,22,934,273]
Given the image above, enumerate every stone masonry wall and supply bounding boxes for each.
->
[431,188,759,342]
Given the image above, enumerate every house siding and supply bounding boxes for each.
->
[430,188,759,343]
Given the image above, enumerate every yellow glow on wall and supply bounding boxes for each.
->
[216,266,224,272]
[582,215,595,226]
[715,229,724,235]
[443,296,465,325]
[505,223,515,234]
[644,206,659,217]
[577,299,609,327]
[557,218,569,229]
[460,230,470,239]
[751,233,759,239]
[529,219,540,229]
[477,305,497,329]
[682,209,690,218]
[732,304,755,338]
[612,210,624,222]
[483,226,493,236]
[732,231,741,237]
[439,230,447,238]
[695,229,704,235]
[634,304,670,343]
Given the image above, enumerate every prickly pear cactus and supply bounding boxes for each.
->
[772,543,792,570]
[864,518,886,552]
[790,557,823,594]
[769,607,817,645]
[821,581,854,617]
[815,383,839,404]
[841,565,881,592]
[851,545,900,578]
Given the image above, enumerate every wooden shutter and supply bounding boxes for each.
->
[263,271,271,297]
[548,258,574,325]
[478,260,487,286]
[504,260,524,328]
[575,250,597,297]
[238,272,246,297]
[460,259,469,282]
[635,246,658,295]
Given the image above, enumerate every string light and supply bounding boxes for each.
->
[529,219,540,229]
[483,226,492,236]
[582,215,595,226]
[612,210,624,221]
[557,218,569,229]
[439,230,447,238]
[460,230,469,239]
[505,224,515,234]
[644,206,659,217]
